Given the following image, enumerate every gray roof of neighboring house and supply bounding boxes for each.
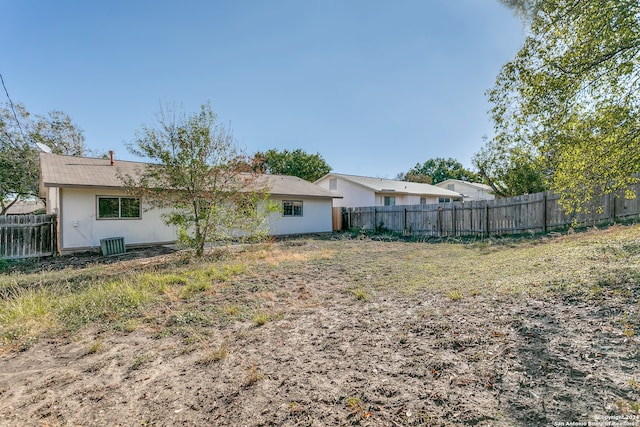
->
[4,200,45,215]
[39,153,339,199]
[316,173,463,198]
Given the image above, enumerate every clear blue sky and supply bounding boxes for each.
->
[2,0,524,178]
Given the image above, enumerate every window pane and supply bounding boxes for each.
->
[120,198,141,218]
[283,201,293,216]
[293,201,303,216]
[98,198,119,218]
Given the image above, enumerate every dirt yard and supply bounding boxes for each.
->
[0,229,639,426]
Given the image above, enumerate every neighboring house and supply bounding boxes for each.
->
[315,173,463,208]
[435,179,495,202]
[4,200,45,215]
[39,153,339,253]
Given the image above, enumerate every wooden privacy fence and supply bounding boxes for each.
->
[0,214,57,259]
[340,186,640,237]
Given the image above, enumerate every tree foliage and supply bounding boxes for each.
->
[0,102,86,214]
[472,137,547,197]
[398,157,479,185]
[122,102,276,256]
[489,0,640,212]
[253,148,331,182]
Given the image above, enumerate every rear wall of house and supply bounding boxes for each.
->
[315,177,375,208]
[59,188,177,251]
[268,197,333,235]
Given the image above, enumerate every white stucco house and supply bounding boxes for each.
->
[315,173,463,208]
[39,153,339,253]
[434,179,495,201]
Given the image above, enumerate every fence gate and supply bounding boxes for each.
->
[0,214,57,259]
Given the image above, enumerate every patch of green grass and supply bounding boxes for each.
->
[131,354,154,370]
[447,289,463,301]
[349,287,369,301]
[86,340,104,355]
[252,311,269,326]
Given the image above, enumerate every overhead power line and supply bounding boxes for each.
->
[0,73,29,145]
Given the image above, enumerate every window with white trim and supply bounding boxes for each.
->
[384,196,395,206]
[97,196,141,219]
[283,200,303,216]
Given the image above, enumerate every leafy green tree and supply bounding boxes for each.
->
[490,0,640,213]
[254,148,331,182]
[399,157,479,185]
[122,102,277,257]
[0,102,86,214]
[472,137,547,197]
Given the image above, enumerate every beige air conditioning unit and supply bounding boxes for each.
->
[100,237,126,256]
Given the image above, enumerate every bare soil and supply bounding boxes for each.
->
[0,234,639,426]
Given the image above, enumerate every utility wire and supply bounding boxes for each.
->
[0,73,29,145]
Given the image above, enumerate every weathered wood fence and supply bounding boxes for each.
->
[0,214,57,259]
[338,186,640,237]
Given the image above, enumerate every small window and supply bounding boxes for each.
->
[438,197,451,203]
[283,200,303,216]
[384,196,395,206]
[97,196,141,219]
[420,197,427,205]
[329,178,337,190]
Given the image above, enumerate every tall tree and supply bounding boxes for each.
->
[254,148,331,182]
[489,0,640,213]
[399,157,479,185]
[472,137,547,197]
[0,102,86,214]
[122,102,277,256]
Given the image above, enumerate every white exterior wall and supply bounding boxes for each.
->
[59,188,177,251]
[376,193,406,205]
[316,177,375,207]
[406,195,438,205]
[52,187,333,251]
[437,181,495,201]
[268,197,333,235]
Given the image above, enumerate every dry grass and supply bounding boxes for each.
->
[1,225,640,352]
[1,226,640,425]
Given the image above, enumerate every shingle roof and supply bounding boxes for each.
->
[257,174,341,198]
[39,153,339,199]
[317,173,463,198]
[39,153,143,189]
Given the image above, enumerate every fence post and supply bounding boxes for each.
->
[374,208,377,230]
[485,203,490,237]
[452,204,457,236]
[403,208,408,233]
[611,193,616,223]
[543,193,548,232]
